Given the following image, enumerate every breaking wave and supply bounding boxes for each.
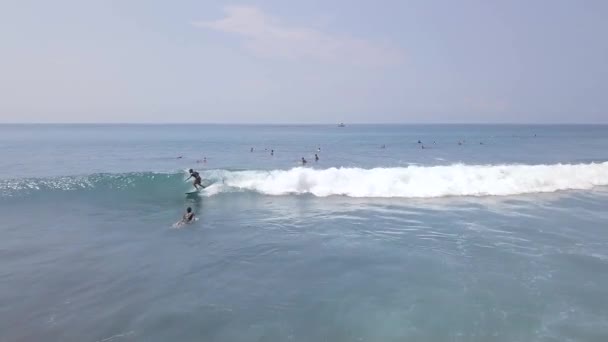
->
[2,162,608,198]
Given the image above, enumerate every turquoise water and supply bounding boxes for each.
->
[1,124,608,341]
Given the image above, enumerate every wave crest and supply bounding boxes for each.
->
[210,162,608,197]
[2,162,608,198]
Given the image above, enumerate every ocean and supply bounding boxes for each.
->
[1,124,608,342]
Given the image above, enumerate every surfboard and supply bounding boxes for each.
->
[184,179,218,195]
[172,217,199,228]
[185,182,213,195]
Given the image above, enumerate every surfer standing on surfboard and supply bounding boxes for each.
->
[186,169,203,190]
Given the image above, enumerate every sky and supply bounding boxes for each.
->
[1,0,607,123]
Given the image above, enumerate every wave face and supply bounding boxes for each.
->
[2,162,608,198]
[0,172,185,197]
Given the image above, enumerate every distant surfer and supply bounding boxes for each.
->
[271,149,274,156]
[301,157,307,164]
[315,154,319,161]
[250,147,254,152]
[186,169,203,190]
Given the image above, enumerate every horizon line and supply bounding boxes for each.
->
[1,122,608,126]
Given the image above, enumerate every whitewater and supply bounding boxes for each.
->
[3,162,608,198]
[211,162,608,197]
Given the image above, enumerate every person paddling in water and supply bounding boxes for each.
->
[186,169,203,190]
[183,207,195,223]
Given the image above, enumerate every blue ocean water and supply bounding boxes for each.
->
[1,124,608,341]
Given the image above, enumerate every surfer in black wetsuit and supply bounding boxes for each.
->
[187,169,203,190]
[183,207,195,223]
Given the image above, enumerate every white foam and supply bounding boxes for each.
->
[204,162,608,198]
[201,183,223,196]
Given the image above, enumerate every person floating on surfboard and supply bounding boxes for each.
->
[186,169,203,190]
[183,207,195,223]
[173,207,196,227]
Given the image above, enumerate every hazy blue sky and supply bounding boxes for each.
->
[1,0,607,123]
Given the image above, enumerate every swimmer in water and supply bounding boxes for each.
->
[301,157,307,164]
[315,154,319,161]
[182,207,195,223]
[186,169,203,190]
[271,149,274,156]
[250,147,254,152]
